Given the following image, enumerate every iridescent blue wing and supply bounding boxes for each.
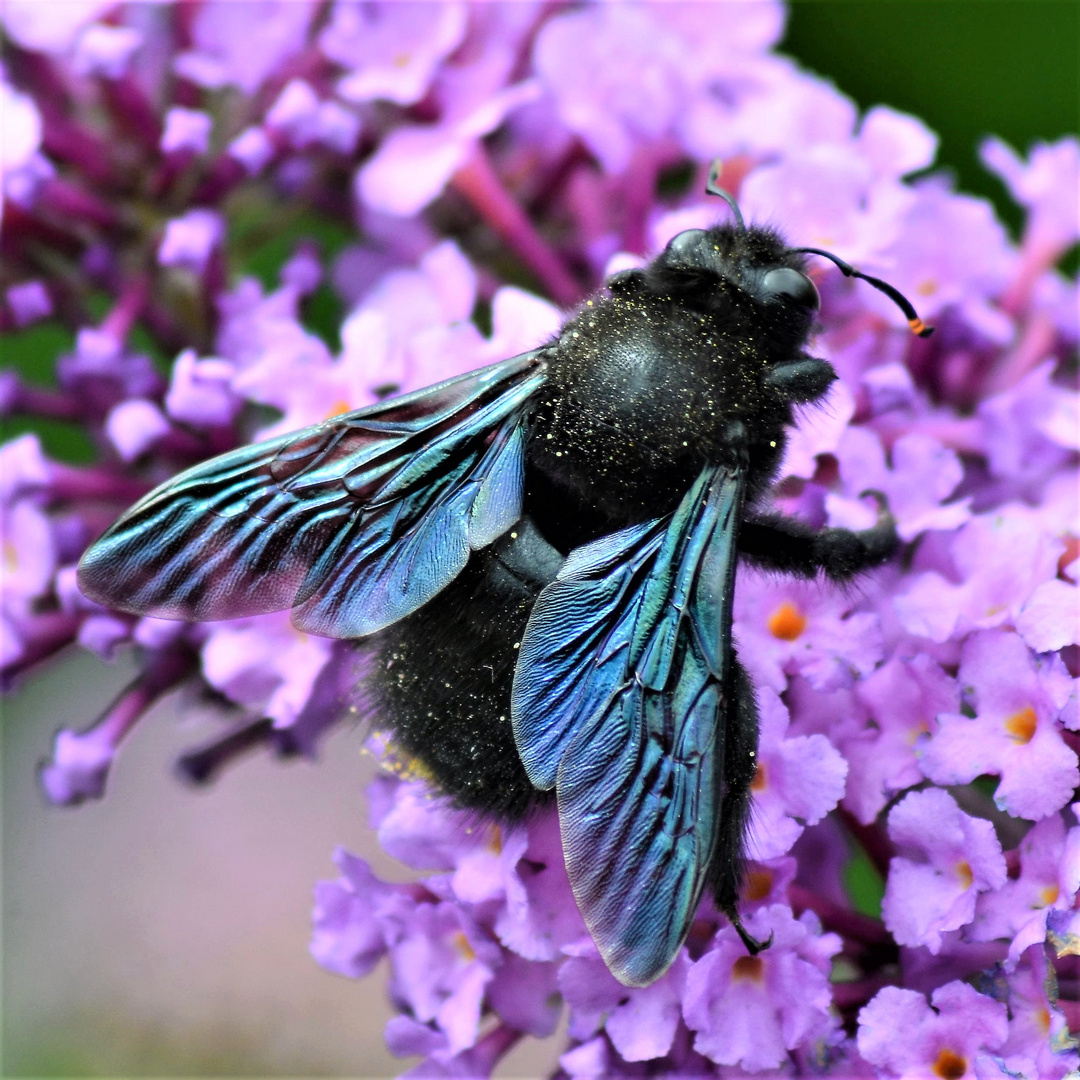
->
[78,351,547,637]
[511,465,743,986]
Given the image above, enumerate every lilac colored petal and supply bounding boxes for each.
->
[734,568,885,694]
[265,80,320,147]
[739,148,909,265]
[874,178,1014,323]
[386,901,499,1055]
[746,689,848,861]
[174,0,315,93]
[104,398,170,461]
[200,613,333,726]
[857,982,1009,1077]
[559,1037,609,1079]
[683,905,841,1070]
[841,653,959,824]
[57,328,163,410]
[323,1,468,106]
[72,23,141,78]
[76,613,130,658]
[1016,579,1080,652]
[227,126,274,175]
[399,1024,521,1079]
[1,498,56,603]
[862,360,918,415]
[39,725,116,804]
[971,815,1079,968]
[780,379,856,480]
[981,136,1080,255]
[0,434,51,502]
[919,631,1080,820]
[856,105,938,178]
[895,506,1064,643]
[357,80,540,216]
[830,426,971,541]
[494,808,585,962]
[978,361,1079,484]
[604,952,689,1062]
[882,788,1006,952]
[313,101,361,155]
[158,208,224,274]
[132,617,185,650]
[310,848,395,978]
[371,775,480,872]
[559,947,689,1061]
[558,950,623,1042]
[160,107,211,155]
[485,951,560,1038]
[990,946,1080,1080]
[0,79,43,180]
[479,286,562,362]
[279,248,322,296]
[1,613,24,669]
[6,280,53,327]
[0,0,114,53]
[385,1014,446,1058]
[451,827,528,906]
[164,349,239,427]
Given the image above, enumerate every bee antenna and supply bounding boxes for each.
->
[793,247,934,338]
[705,159,746,234]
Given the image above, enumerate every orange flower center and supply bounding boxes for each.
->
[452,931,475,962]
[955,860,974,889]
[933,1048,967,1079]
[768,601,806,641]
[1004,706,1037,743]
[743,870,773,902]
[751,762,767,791]
[731,956,764,983]
[1039,884,1060,907]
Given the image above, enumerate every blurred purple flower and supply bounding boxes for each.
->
[71,22,142,78]
[158,208,224,274]
[160,107,211,155]
[322,1,468,106]
[174,0,316,93]
[5,280,53,327]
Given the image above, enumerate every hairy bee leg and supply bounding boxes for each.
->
[711,655,764,945]
[737,502,898,581]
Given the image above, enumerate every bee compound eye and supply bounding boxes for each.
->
[666,229,706,259]
[761,267,820,310]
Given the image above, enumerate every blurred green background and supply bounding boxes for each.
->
[785,0,1079,238]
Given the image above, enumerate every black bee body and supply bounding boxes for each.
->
[80,187,925,984]
[369,222,866,852]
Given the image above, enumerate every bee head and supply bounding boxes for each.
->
[661,226,821,319]
[655,160,935,340]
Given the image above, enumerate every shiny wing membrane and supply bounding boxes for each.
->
[511,465,744,986]
[78,351,547,638]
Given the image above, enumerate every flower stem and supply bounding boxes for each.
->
[452,145,581,307]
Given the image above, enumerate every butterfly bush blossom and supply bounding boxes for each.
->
[2,2,1077,1076]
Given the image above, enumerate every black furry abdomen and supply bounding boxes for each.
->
[366,524,561,821]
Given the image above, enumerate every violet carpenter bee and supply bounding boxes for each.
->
[78,164,931,988]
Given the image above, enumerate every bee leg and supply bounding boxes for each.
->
[711,655,771,952]
[737,499,897,582]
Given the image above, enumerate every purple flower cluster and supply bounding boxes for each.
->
[2,2,1077,1075]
